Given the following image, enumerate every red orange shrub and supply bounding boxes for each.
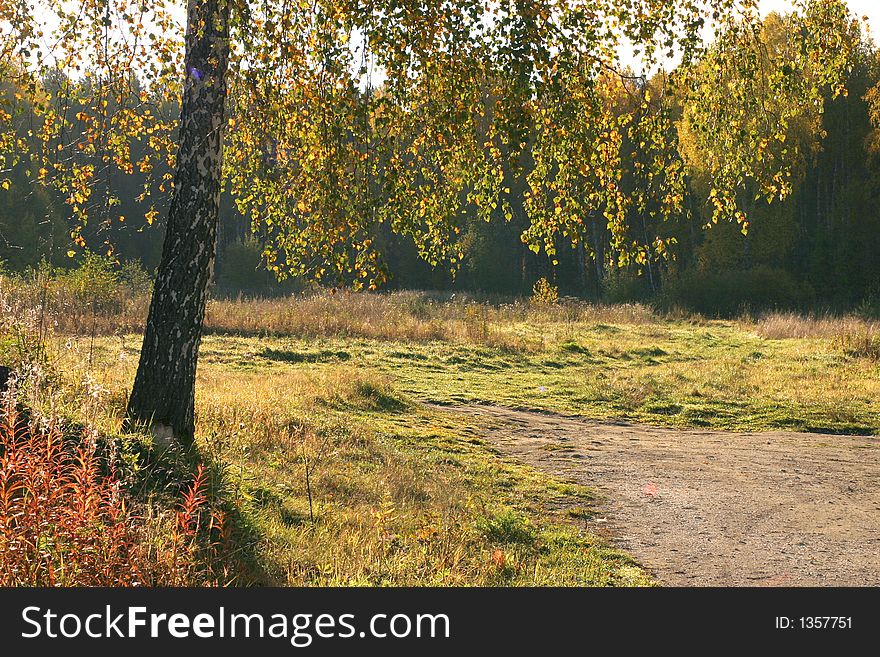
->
[0,400,234,586]
[0,404,145,586]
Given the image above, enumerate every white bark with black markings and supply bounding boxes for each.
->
[127,0,230,445]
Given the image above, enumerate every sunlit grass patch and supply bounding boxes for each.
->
[3,288,878,587]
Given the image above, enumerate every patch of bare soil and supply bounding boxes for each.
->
[440,404,880,586]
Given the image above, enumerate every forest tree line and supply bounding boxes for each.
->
[2,9,879,316]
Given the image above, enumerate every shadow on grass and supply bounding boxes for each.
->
[260,347,351,363]
[99,433,271,586]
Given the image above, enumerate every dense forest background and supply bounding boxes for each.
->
[3,11,880,316]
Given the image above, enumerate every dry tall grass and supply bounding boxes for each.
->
[204,291,657,341]
[8,266,879,363]
[749,312,879,361]
[750,312,878,339]
[0,272,148,338]
[1,278,658,349]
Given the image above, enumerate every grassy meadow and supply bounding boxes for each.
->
[2,278,879,586]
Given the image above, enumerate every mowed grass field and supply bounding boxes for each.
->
[9,289,880,586]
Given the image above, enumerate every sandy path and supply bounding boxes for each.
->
[439,404,880,586]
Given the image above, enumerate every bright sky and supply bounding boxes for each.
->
[24,1,880,38]
[616,0,880,73]
[763,0,880,38]
[16,1,880,77]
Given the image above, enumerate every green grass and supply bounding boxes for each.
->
[32,331,656,586]
[7,291,878,586]
[181,316,880,435]
[201,386,652,586]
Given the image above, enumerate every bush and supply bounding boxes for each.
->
[2,254,149,338]
[54,251,121,311]
[118,259,153,295]
[0,407,146,585]
[662,266,814,317]
[0,396,235,586]
[530,277,559,305]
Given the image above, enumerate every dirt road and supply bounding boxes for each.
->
[442,404,880,586]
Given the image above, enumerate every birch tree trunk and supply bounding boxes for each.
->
[126,0,230,445]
